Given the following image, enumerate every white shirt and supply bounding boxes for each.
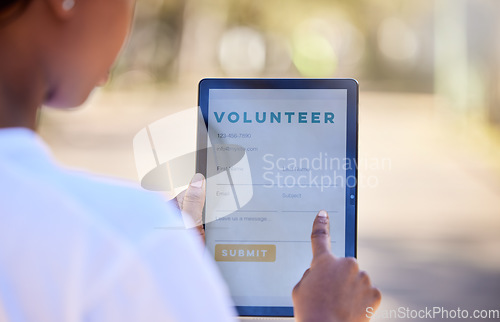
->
[0,127,236,322]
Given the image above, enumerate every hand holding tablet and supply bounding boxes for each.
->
[196,78,367,317]
[175,174,381,321]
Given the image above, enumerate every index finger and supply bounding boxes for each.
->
[310,210,331,260]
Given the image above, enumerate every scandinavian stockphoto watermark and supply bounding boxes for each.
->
[261,153,391,191]
[132,106,392,229]
[366,306,500,320]
[133,107,254,228]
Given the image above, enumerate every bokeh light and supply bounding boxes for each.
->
[377,16,419,66]
[292,19,338,78]
[218,27,266,76]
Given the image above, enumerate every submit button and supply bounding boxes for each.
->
[215,244,276,262]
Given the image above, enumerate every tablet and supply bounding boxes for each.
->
[196,78,358,317]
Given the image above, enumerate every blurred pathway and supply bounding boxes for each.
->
[358,93,500,321]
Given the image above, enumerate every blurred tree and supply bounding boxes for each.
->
[487,1,500,125]
[112,0,186,87]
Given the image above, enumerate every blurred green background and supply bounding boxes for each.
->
[38,0,500,321]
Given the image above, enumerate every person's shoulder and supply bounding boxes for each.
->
[57,168,184,242]
[0,128,183,240]
[63,168,163,205]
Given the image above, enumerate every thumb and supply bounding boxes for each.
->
[181,173,206,228]
[310,210,331,262]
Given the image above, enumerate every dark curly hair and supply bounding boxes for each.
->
[0,0,32,27]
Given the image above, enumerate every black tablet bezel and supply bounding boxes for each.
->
[196,78,358,317]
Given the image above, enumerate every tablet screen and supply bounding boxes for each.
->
[197,79,358,316]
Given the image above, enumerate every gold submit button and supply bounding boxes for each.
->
[214,244,276,262]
